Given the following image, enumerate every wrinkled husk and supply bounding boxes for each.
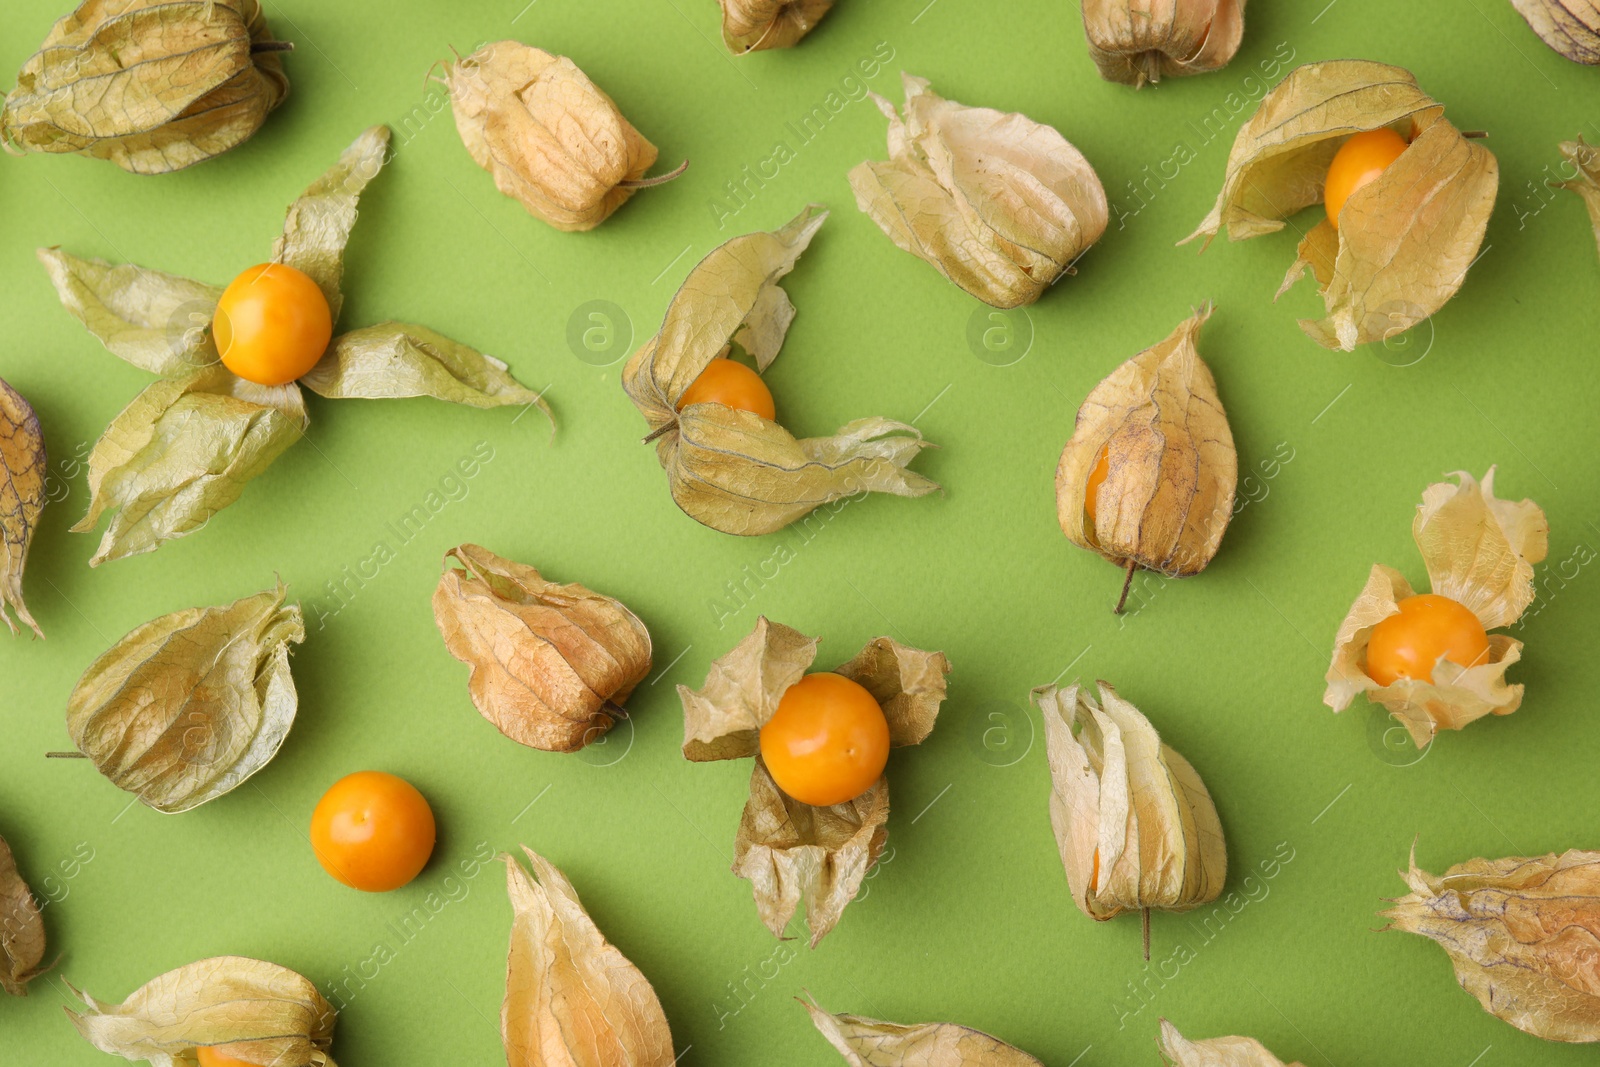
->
[0,834,46,996]
[66,584,304,813]
[1512,0,1600,63]
[1384,847,1600,1042]
[720,0,835,52]
[271,125,390,323]
[1037,681,1227,922]
[1184,60,1497,350]
[849,74,1108,309]
[1324,469,1547,747]
[0,379,46,637]
[1556,137,1600,259]
[804,998,1045,1066]
[1081,0,1247,87]
[446,41,662,232]
[624,205,937,536]
[679,617,949,946]
[433,544,652,753]
[1,0,289,174]
[1158,1020,1302,1066]
[66,956,337,1065]
[502,847,674,1067]
[1057,305,1236,585]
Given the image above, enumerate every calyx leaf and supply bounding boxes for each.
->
[0,834,46,996]
[719,0,835,53]
[1158,1020,1302,1066]
[1556,137,1600,259]
[65,584,305,813]
[849,74,1108,309]
[272,125,391,322]
[66,956,337,1065]
[0,379,46,637]
[502,847,675,1067]
[1,0,290,174]
[803,997,1046,1066]
[432,545,652,753]
[1511,0,1600,63]
[1081,0,1247,87]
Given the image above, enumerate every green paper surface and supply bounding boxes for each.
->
[3,1,1599,1064]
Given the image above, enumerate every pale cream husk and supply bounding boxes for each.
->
[1158,1019,1303,1066]
[1511,0,1600,63]
[804,998,1046,1066]
[1081,0,1247,87]
[1324,468,1548,748]
[0,378,46,637]
[720,0,835,52]
[1556,137,1600,259]
[850,74,1108,309]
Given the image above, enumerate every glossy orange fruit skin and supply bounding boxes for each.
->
[1084,444,1111,526]
[1324,128,1409,231]
[676,358,776,421]
[310,771,436,892]
[759,673,890,807]
[1365,593,1490,686]
[214,263,333,386]
[196,1047,259,1067]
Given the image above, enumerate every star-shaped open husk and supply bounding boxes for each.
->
[1158,1020,1303,1066]
[1081,0,1247,87]
[719,0,835,53]
[1324,468,1548,748]
[1183,60,1497,351]
[0,833,46,996]
[1556,137,1600,260]
[803,997,1046,1066]
[679,617,948,946]
[1511,0,1600,64]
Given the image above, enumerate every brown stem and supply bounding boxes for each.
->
[46,751,87,759]
[1461,130,1488,139]
[1136,50,1164,88]
[1113,560,1138,615]
[602,698,630,721]
[250,40,296,54]
[641,421,677,444]
[1142,907,1151,961]
[618,160,690,189]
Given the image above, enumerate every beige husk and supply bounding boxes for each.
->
[1384,847,1600,1042]
[502,847,674,1066]
[0,0,290,173]
[0,379,46,637]
[1556,137,1600,259]
[1511,0,1600,63]
[849,74,1108,309]
[720,0,835,52]
[1324,468,1548,747]
[803,997,1046,1065]
[1037,682,1227,922]
[433,544,652,753]
[1056,305,1236,596]
[624,205,937,536]
[1081,0,1247,87]
[1158,1019,1303,1066]
[65,956,338,1065]
[0,834,46,996]
[678,617,949,946]
[1183,60,1497,350]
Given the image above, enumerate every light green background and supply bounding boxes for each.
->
[3,1,1599,1064]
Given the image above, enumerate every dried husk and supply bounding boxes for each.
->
[0,379,46,638]
[1183,60,1497,350]
[1556,137,1600,258]
[1384,847,1600,1042]
[1081,0,1247,87]
[0,833,47,996]
[65,584,304,813]
[623,205,937,536]
[502,847,674,1067]
[803,998,1046,1066]
[445,41,665,232]
[679,617,949,946]
[849,74,1108,309]
[1511,0,1600,63]
[1,0,290,174]
[66,956,337,1065]
[1158,1020,1302,1067]
[720,0,835,53]
[1037,681,1227,922]
[1324,469,1548,748]
[1056,306,1236,592]
[432,544,652,753]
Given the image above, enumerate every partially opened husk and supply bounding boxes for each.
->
[1158,1020,1302,1066]
[0,378,46,637]
[445,41,669,232]
[1056,305,1236,602]
[65,584,305,813]
[720,0,835,52]
[433,544,652,753]
[0,833,46,996]
[66,956,337,1065]
[1511,0,1600,63]
[1037,682,1227,923]
[624,205,937,536]
[1,0,290,174]
[1184,60,1497,350]
[679,617,949,946]
[1325,469,1547,748]
[1556,137,1600,259]
[849,74,1108,309]
[1081,0,1247,86]
[502,847,674,1067]
[803,997,1046,1066]
[1384,847,1600,1042]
